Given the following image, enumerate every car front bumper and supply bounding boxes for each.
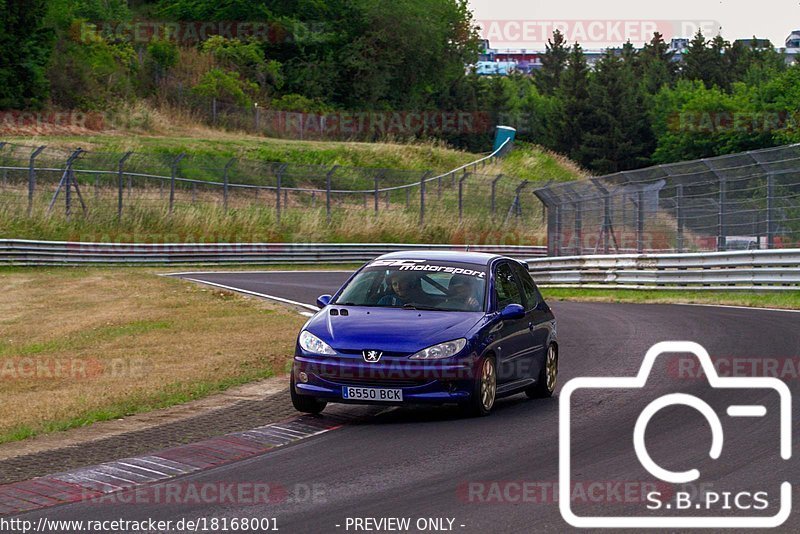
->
[292,353,478,405]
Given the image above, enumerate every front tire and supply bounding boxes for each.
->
[527,344,558,399]
[462,356,497,417]
[290,374,327,414]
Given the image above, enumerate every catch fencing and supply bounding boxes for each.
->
[0,138,552,231]
[534,144,800,255]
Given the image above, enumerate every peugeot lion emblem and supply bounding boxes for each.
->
[363,350,382,363]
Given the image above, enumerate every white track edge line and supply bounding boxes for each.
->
[674,302,800,314]
[180,278,320,312]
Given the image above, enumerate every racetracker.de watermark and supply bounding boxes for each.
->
[83,482,326,506]
[669,111,800,134]
[0,358,147,381]
[457,480,673,504]
[78,20,330,45]
[477,19,719,47]
[668,356,800,380]
[0,110,493,138]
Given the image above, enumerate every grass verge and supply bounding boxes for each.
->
[4,132,476,171]
[541,288,800,311]
[0,268,306,444]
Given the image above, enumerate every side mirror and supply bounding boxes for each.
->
[500,303,525,320]
[316,294,332,308]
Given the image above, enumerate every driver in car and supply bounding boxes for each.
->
[377,271,431,307]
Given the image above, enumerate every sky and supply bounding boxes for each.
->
[467,0,800,49]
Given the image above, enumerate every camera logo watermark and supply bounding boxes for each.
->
[559,341,792,528]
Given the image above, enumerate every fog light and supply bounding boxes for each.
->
[298,371,309,383]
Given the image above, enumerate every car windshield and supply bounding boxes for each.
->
[333,259,487,311]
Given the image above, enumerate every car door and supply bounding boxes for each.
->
[491,261,529,384]
[512,262,551,380]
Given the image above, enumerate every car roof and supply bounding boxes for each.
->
[375,250,503,266]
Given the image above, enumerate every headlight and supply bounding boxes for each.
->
[299,331,335,355]
[409,339,467,360]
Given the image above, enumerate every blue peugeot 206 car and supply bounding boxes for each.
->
[290,251,558,416]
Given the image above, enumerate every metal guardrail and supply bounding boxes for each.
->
[0,240,546,265]
[525,249,800,290]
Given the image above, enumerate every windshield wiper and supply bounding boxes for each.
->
[401,303,441,311]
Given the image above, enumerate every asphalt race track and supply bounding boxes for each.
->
[15,271,800,533]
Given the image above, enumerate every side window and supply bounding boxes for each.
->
[513,263,539,310]
[494,263,523,309]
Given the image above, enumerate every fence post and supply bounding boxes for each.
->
[169,153,185,215]
[491,174,503,220]
[676,184,684,252]
[255,103,260,131]
[326,166,337,224]
[66,161,72,219]
[276,163,287,223]
[28,146,46,217]
[767,174,775,249]
[514,180,528,219]
[212,97,217,125]
[420,171,430,226]
[0,143,7,190]
[48,148,86,219]
[574,201,582,255]
[405,187,410,208]
[637,189,645,253]
[458,173,468,222]
[117,151,132,222]
[621,192,628,227]
[223,158,236,213]
[718,177,727,251]
[374,172,381,215]
[603,193,611,254]
[555,203,563,257]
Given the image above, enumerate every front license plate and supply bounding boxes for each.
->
[342,386,403,402]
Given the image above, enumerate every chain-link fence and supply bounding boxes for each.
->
[0,139,554,236]
[534,144,800,255]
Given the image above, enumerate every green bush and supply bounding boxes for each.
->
[192,68,258,107]
[200,36,283,93]
[47,31,137,110]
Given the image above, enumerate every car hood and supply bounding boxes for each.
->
[304,307,484,354]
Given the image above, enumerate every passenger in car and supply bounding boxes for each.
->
[444,276,482,311]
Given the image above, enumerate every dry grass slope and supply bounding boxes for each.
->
[0,269,305,443]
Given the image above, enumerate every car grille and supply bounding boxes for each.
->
[318,375,432,388]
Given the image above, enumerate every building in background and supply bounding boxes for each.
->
[782,30,800,64]
[473,30,799,76]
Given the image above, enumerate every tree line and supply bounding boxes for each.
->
[473,30,800,172]
[2,1,800,172]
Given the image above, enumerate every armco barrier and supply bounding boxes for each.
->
[525,249,800,290]
[0,240,546,265]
